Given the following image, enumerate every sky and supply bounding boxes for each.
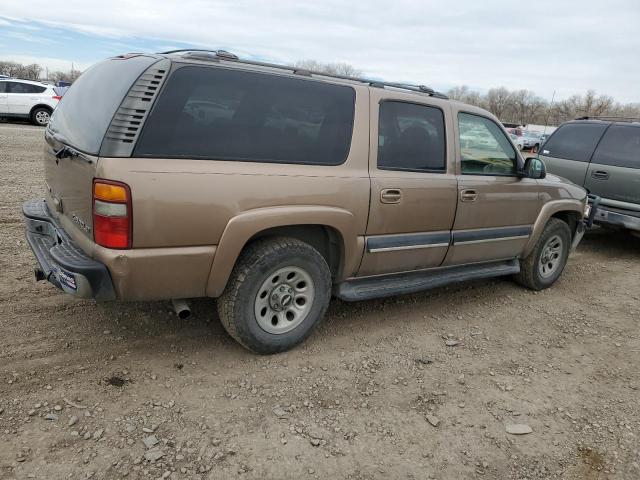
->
[0,0,638,103]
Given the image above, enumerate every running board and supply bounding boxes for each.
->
[334,259,520,302]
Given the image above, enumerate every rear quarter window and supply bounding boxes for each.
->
[591,125,640,169]
[7,82,47,94]
[541,123,608,162]
[134,66,356,165]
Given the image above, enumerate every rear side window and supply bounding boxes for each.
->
[0,82,6,93]
[378,101,446,172]
[7,82,46,94]
[135,66,355,165]
[48,55,158,154]
[541,123,608,162]
[592,125,640,169]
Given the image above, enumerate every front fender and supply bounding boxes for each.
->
[205,206,363,297]
[522,199,584,257]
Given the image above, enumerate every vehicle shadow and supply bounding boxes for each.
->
[88,228,637,357]
[579,228,640,259]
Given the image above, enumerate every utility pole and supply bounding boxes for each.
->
[543,90,556,135]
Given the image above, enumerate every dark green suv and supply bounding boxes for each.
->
[539,118,640,235]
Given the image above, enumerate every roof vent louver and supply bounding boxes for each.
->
[100,58,171,157]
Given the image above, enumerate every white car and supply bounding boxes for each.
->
[0,78,61,126]
[509,133,524,150]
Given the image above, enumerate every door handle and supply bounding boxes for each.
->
[460,189,478,202]
[591,170,610,180]
[380,188,402,204]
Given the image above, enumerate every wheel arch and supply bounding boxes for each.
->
[523,200,583,257]
[205,206,364,297]
[29,104,53,116]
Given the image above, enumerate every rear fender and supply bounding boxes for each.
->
[205,206,363,297]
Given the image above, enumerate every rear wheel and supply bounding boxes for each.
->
[218,237,331,354]
[514,218,571,290]
[31,107,51,127]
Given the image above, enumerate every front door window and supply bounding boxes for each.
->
[458,113,517,176]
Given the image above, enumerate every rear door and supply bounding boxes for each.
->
[359,90,457,276]
[585,124,640,207]
[538,122,608,186]
[44,54,160,242]
[0,81,7,114]
[6,82,46,115]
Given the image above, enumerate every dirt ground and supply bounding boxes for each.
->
[1,122,639,480]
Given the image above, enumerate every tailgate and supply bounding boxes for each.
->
[44,131,98,241]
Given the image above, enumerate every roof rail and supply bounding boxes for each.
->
[576,115,640,123]
[159,49,449,99]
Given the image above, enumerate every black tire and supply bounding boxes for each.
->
[31,107,51,127]
[218,237,332,354]
[514,218,572,290]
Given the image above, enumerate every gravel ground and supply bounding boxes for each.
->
[1,122,639,480]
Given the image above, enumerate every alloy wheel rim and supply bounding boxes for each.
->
[254,266,315,335]
[539,234,563,278]
[35,111,50,125]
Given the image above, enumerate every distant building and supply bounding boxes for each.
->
[524,124,557,135]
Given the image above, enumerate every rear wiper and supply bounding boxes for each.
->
[49,132,93,164]
[54,145,79,160]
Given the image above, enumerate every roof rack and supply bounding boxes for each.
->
[576,115,640,123]
[159,49,449,99]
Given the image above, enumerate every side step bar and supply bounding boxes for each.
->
[334,259,520,302]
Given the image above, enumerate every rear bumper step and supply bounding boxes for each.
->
[22,199,116,300]
[334,259,520,302]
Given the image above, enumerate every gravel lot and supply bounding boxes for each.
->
[1,122,639,480]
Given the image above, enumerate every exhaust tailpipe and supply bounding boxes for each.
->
[171,299,191,320]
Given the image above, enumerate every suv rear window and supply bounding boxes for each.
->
[591,125,640,169]
[48,55,158,154]
[541,123,608,162]
[135,66,355,165]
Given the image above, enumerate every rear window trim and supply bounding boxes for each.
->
[376,99,448,174]
[133,64,357,166]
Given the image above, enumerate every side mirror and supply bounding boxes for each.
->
[522,157,546,179]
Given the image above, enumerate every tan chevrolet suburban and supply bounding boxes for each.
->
[23,50,593,353]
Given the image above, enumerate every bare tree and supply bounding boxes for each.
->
[447,86,483,107]
[49,69,82,84]
[485,87,512,120]
[293,59,362,77]
[446,85,638,125]
[447,85,470,101]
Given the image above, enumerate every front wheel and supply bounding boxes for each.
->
[514,218,571,290]
[31,107,51,127]
[218,237,332,354]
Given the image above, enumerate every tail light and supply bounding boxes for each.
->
[52,95,62,101]
[93,179,132,249]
